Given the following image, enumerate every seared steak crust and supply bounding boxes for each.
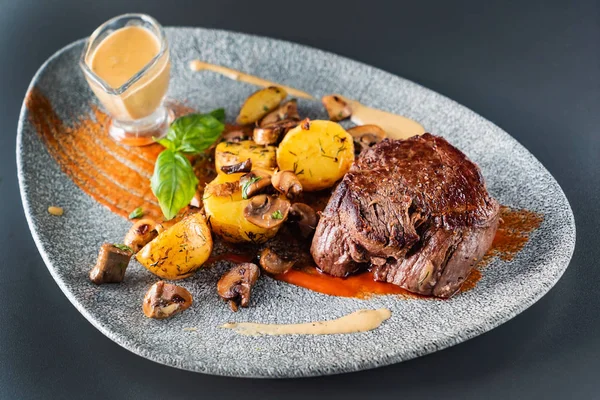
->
[310,133,499,298]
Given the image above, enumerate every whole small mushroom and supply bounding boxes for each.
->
[124,218,158,253]
[240,170,272,199]
[271,170,303,200]
[289,203,319,239]
[142,281,193,319]
[217,263,260,311]
[259,247,294,274]
[260,99,300,127]
[346,125,387,154]
[322,95,352,121]
[244,195,291,229]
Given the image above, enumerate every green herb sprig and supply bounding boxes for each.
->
[113,244,133,253]
[129,207,143,219]
[241,176,261,200]
[151,110,225,220]
[271,210,283,220]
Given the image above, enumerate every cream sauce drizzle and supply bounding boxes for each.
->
[189,60,314,99]
[221,308,391,336]
[338,95,426,140]
[189,60,425,139]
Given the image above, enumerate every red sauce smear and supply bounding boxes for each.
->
[274,266,421,299]
[26,89,237,221]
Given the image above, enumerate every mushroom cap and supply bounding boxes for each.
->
[322,94,352,121]
[243,194,291,229]
[124,218,158,253]
[253,119,300,145]
[217,263,260,311]
[346,124,387,143]
[271,170,303,200]
[142,281,193,319]
[289,203,319,238]
[259,247,294,274]
[222,129,251,142]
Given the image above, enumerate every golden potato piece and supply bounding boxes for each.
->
[136,212,213,280]
[276,120,354,191]
[236,86,288,125]
[203,172,283,243]
[215,140,277,172]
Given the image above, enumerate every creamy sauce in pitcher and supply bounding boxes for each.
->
[86,26,170,120]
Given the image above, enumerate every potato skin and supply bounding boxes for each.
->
[236,86,288,125]
[136,212,213,280]
[203,172,281,243]
[276,120,355,191]
[215,140,277,172]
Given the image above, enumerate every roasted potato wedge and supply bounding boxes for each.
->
[215,140,277,172]
[236,86,288,125]
[203,172,284,243]
[276,120,354,191]
[136,212,213,280]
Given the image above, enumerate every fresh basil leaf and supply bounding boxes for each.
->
[151,149,199,220]
[164,113,224,154]
[208,108,226,123]
[129,207,143,219]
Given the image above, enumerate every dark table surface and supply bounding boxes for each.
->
[1,0,598,398]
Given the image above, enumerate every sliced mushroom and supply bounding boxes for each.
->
[260,99,300,127]
[124,219,158,253]
[347,124,386,154]
[217,263,260,311]
[322,95,352,121]
[243,195,290,229]
[142,281,193,319]
[89,243,133,284]
[220,158,252,174]
[271,170,303,200]
[253,119,300,145]
[240,170,272,199]
[289,203,319,239]
[259,247,294,274]
[222,130,250,143]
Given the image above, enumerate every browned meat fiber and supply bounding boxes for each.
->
[310,133,499,298]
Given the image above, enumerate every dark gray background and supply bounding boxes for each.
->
[1,0,598,398]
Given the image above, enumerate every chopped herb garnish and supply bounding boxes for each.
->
[271,210,283,220]
[263,105,269,112]
[241,176,261,199]
[113,244,133,253]
[129,207,143,219]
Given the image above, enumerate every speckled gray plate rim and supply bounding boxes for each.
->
[16,27,575,378]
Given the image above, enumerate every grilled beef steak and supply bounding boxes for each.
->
[310,133,499,298]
